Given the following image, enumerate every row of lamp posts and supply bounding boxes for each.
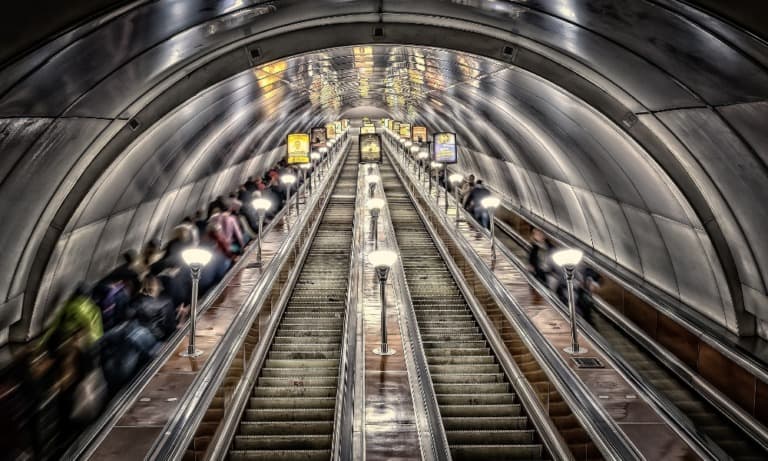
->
[394,129,586,355]
[177,136,343,358]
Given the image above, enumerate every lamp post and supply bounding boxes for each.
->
[449,173,463,224]
[252,197,272,267]
[326,140,334,162]
[366,174,379,199]
[409,144,419,169]
[299,163,311,197]
[311,152,322,181]
[429,162,443,200]
[280,173,297,222]
[481,196,501,264]
[369,249,398,356]
[367,198,385,250]
[180,248,213,358]
[417,151,428,178]
[552,249,587,355]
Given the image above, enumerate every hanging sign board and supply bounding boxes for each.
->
[359,133,382,163]
[343,119,349,129]
[361,125,376,134]
[399,123,411,139]
[287,133,310,164]
[433,132,457,164]
[412,126,427,144]
[334,121,343,136]
[326,123,336,139]
[392,121,401,134]
[311,127,327,151]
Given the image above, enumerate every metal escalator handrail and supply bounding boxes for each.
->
[384,144,643,460]
[474,215,728,460]
[147,140,351,461]
[492,217,768,455]
[383,148,571,461]
[376,162,453,461]
[64,168,298,461]
[330,153,361,461]
[481,182,768,388]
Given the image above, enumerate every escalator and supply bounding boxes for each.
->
[228,147,359,461]
[379,157,548,461]
[494,216,767,460]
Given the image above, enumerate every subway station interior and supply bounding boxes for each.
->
[2,1,768,460]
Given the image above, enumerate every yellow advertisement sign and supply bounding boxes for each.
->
[433,132,457,164]
[412,126,427,143]
[326,123,336,139]
[399,123,411,139]
[361,125,376,134]
[287,133,310,165]
[359,134,381,163]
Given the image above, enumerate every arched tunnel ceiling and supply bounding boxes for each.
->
[0,0,767,345]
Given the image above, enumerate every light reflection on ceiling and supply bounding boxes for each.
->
[249,45,508,121]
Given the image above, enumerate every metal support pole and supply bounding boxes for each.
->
[371,210,379,250]
[563,268,587,354]
[369,182,376,198]
[373,267,395,356]
[428,165,433,196]
[454,186,461,226]
[489,209,496,264]
[256,213,264,266]
[285,187,292,227]
[180,266,203,357]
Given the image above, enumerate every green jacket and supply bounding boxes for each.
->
[40,295,104,347]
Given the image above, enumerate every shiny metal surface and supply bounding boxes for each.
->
[0,0,767,349]
[380,153,568,460]
[384,145,643,460]
[148,139,352,461]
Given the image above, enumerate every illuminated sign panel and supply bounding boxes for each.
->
[361,125,376,134]
[433,132,457,164]
[287,133,310,164]
[399,123,411,139]
[326,123,336,139]
[392,121,400,133]
[359,134,382,163]
[311,127,327,151]
[342,119,349,129]
[334,121,343,136]
[412,126,427,143]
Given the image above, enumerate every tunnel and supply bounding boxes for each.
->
[1,0,766,345]
[1,1,768,460]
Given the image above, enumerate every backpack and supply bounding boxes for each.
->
[134,295,176,340]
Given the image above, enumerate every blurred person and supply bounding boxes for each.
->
[141,238,164,267]
[576,267,601,324]
[459,174,475,204]
[180,216,200,245]
[130,276,177,341]
[39,285,103,350]
[528,228,553,284]
[463,179,492,228]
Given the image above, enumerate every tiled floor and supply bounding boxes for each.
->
[391,152,700,460]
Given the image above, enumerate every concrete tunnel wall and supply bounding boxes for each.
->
[0,0,767,346]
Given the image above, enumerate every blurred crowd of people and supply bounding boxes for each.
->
[0,157,319,460]
[454,173,601,321]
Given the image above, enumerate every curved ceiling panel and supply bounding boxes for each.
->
[0,0,766,345]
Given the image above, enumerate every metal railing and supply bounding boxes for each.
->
[64,162,299,461]
[329,160,362,461]
[147,140,351,461]
[491,217,768,457]
[384,139,644,460]
[375,162,452,461]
